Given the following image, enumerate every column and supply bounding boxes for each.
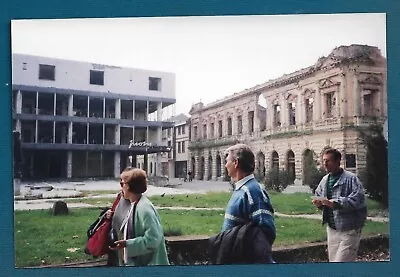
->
[353,71,360,117]
[67,151,72,178]
[220,154,226,181]
[114,152,121,178]
[382,72,387,116]
[266,100,273,129]
[35,92,38,143]
[340,73,346,117]
[15,120,21,133]
[115,99,121,119]
[280,97,288,126]
[157,102,162,121]
[132,100,136,120]
[296,94,302,125]
[204,153,210,181]
[115,125,120,145]
[16,90,22,114]
[194,154,200,180]
[254,104,260,134]
[68,95,74,116]
[211,151,217,180]
[314,87,321,121]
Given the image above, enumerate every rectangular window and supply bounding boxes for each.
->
[218,121,223,138]
[237,116,242,134]
[326,92,334,118]
[182,125,185,134]
[39,64,55,81]
[193,126,198,140]
[345,154,356,168]
[182,141,185,153]
[305,98,314,123]
[149,77,162,91]
[203,124,207,139]
[227,117,232,136]
[90,70,104,86]
[289,103,296,125]
[210,123,214,138]
[248,111,254,133]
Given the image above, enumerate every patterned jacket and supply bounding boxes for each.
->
[222,175,276,244]
[315,170,367,231]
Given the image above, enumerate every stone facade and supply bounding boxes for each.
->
[188,45,387,182]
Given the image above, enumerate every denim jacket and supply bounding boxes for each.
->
[315,170,367,231]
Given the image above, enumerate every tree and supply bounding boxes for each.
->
[357,124,388,207]
[302,150,326,193]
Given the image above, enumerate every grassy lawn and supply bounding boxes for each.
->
[64,191,386,217]
[14,207,388,267]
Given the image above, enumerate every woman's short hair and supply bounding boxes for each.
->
[120,168,147,194]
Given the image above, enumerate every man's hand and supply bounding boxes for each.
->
[321,199,335,209]
[312,199,323,208]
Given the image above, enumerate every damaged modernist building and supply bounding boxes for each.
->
[188,45,387,183]
[12,54,176,179]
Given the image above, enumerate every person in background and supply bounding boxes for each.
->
[312,148,367,262]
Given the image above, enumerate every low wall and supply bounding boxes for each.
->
[165,234,389,265]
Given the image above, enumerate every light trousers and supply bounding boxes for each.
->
[327,226,362,262]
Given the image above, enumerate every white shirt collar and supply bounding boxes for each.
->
[234,174,255,191]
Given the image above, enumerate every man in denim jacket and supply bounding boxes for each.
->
[312,148,367,262]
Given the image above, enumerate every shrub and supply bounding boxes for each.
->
[264,168,291,192]
[357,124,388,207]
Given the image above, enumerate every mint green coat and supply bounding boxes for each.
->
[122,196,170,266]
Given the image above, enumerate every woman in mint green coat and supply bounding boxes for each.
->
[110,168,170,266]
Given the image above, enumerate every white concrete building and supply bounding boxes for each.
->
[12,53,176,179]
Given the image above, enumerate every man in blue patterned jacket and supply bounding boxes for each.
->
[312,148,367,262]
[223,143,276,246]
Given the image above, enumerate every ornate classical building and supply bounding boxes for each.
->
[188,45,387,183]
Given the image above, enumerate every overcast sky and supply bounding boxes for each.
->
[11,13,386,116]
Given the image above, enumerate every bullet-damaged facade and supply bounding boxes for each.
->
[188,45,387,183]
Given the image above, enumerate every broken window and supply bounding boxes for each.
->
[149,77,162,91]
[227,117,232,136]
[237,115,242,134]
[193,126,198,140]
[273,105,281,127]
[248,111,254,133]
[218,120,222,138]
[362,90,376,116]
[39,64,55,81]
[90,70,104,86]
[305,98,314,123]
[289,102,296,125]
[345,154,356,168]
[325,92,335,118]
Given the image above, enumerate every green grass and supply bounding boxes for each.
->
[14,207,389,267]
[64,191,386,218]
[149,192,231,208]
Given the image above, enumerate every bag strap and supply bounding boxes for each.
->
[111,192,122,212]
